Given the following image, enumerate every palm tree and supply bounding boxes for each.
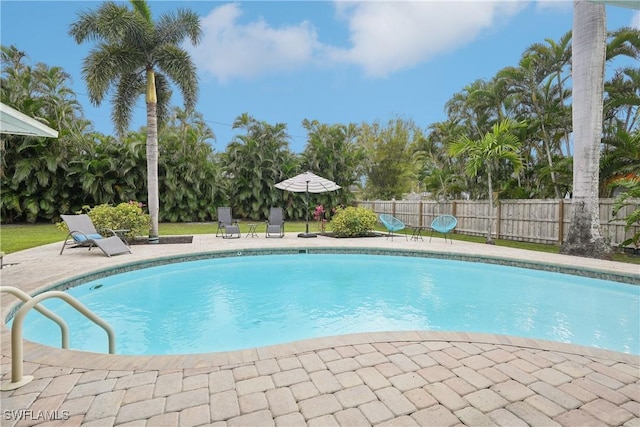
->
[561,0,611,257]
[224,114,296,220]
[1,45,92,222]
[301,119,363,208]
[499,56,565,199]
[69,0,201,242]
[604,66,640,133]
[449,120,523,244]
[600,127,640,196]
[159,107,220,222]
[524,31,573,155]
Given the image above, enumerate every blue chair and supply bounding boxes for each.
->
[379,214,406,241]
[430,215,457,244]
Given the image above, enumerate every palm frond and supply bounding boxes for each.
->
[113,73,145,137]
[156,9,202,46]
[153,73,172,127]
[155,45,198,110]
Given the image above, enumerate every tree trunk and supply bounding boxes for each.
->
[534,104,562,199]
[146,69,159,243]
[486,169,494,244]
[560,0,611,258]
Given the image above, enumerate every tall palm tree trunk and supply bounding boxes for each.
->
[146,69,159,243]
[561,0,610,258]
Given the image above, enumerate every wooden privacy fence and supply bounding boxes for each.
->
[357,199,639,246]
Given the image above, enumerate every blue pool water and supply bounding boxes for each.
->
[15,254,640,355]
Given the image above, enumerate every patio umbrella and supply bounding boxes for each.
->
[275,171,341,238]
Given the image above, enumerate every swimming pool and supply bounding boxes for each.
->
[16,254,640,355]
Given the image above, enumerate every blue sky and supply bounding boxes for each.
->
[2,1,639,153]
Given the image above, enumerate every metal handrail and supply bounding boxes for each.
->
[1,288,115,390]
[1,286,70,349]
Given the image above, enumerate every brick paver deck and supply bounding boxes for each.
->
[1,233,638,426]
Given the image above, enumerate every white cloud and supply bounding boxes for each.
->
[189,3,320,82]
[190,1,527,82]
[632,11,640,29]
[328,1,526,78]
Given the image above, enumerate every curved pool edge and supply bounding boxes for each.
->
[2,237,639,373]
[6,330,639,372]
[10,246,640,299]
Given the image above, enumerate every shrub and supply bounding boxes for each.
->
[611,177,640,247]
[329,206,377,237]
[57,201,150,239]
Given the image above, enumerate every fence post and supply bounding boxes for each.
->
[419,201,423,227]
[558,199,564,244]
[392,200,396,217]
[452,200,457,217]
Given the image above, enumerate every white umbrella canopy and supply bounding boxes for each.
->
[275,171,341,237]
[274,171,341,193]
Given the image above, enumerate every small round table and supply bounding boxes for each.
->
[246,224,259,238]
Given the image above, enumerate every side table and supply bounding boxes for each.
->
[246,224,259,238]
[112,229,130,245]
[409,226,424,241]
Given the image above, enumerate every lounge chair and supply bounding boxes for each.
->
[379,214,406,241]
[216,207,240,239]
[430,215,458,244]
[59,214,131,257]
[265,207,285,238]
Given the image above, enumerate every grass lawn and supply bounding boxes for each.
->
[1,221,638,264]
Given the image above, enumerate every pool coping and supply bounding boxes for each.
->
[4,330,638,373]
[12,246,640,299]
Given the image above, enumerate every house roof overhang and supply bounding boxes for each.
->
[0,102,59,138]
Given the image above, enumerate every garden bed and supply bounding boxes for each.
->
[130,235,194,245]
[320,232,384,238]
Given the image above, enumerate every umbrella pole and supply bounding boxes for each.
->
[298,182,317,238]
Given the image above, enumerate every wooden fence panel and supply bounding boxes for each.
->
[357,198,639,247]
[393,201,420,226]
[598,199,638,246]
[454,201,496,238]
[499,200,559,243]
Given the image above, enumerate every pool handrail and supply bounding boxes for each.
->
[1,286,70,349]
[1,288,115,390]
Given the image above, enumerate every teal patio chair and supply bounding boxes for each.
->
[379,214,406,241]
[430,215,457,244]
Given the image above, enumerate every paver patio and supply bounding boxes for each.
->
[1,232,638,426]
